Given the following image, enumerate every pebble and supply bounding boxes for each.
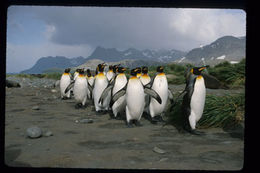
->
[153,146,166,154]
[43,130,53,137]
[26,126,42,138]
[51,89,57,93]
[75,119,94,124]
[32,106,40,110]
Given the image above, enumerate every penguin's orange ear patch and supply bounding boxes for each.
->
[190,69,194,73]
[197,75,203,79]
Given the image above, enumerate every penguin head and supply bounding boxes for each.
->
[142,66,148,74]
[190,65,209,75]
[97,63,107,72]
[76,69,80,73]
[117,67,127,73]
[86,69,92,77]
[108,65,113,71]
[78,68,85,75]
[130,68,139,76]
[135,67,141,74]
[157,66,164,73]
[113,64,120,73]
[64,68,70,73]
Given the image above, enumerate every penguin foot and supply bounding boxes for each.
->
[151,117,158,124]
[75,103,83,109]
[126,122,134,128]
[96,110,105,115]
[154,115,165,122]
[134,120,143,127]
[190,130,205,136]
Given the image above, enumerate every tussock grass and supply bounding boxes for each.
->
[165,92,245,129]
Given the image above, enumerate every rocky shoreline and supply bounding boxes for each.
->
[5,76,244,169]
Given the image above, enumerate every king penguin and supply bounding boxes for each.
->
[72,69,89,108]
[149,66,174,123]
[106,65,115,82]
[110,68,162,127]
[140,66,151,114]
[93,63,111,113]
[60,68,72,99]
[181,66,207,135]
[86,69,94,100]
[99,66,127,119]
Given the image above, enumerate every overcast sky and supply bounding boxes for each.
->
[6,6,246,73]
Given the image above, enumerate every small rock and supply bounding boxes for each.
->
[32,106,40,110]
[153,146,166,154]
[159,158,169,162]
[26,126,42,138]
[51,89,57,93]
[43,130,53,137]
[76,119,94,124]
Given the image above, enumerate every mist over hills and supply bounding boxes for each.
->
[20,35,245,74]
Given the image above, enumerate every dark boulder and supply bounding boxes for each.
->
[6,80,21,88]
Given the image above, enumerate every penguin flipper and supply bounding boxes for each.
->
[98,85,113,105]
[110,89,126,107]
[144,88,162,104]
[65,81,75,93]
[88,81,93,93]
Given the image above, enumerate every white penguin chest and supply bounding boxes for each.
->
[113,74,127,95]
[190,77,206,120]
[152,74,168,102]
[126,78,145,108]
[60,75,71,89]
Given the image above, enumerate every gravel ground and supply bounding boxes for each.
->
[5,77,244,170]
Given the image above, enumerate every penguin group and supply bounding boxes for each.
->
[59,63,209,135]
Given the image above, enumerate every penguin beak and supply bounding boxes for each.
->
[122,67,127,71]
[198,66,207,71]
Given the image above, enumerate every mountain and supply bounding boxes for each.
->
[176,36,246,65]
[20,56,86,74]
[20,35,245,74]
[86,46,186,63]
[75,58,165,72]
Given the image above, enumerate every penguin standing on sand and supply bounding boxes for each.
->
[65,69,89,108]
[149,66,174,123]
[136,67,142,78]
[106,65,115,82]
[99,66,127,119]
[93,63,111,113]
[60,68,72,99]
[182,66,208,135]
[73,69,80,81]
[86,69,94,100]
[140,66,151,114]
[110,68,162,127]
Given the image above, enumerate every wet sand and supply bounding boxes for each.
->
[5,81,244,170]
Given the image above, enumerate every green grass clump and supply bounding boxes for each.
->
[207,58,245,87]
[198,93,245,128]
[165,92,245,129]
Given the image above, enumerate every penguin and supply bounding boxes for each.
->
[181,66,208,135]
[71,69,89,108]
[99,66,127,119]
[86,69,94,100]
[140,66,151,114]
[106,65,115,82]
[73,69,80,81]
[149,66,174,123]
[110,68,162,127]
[140,66,151,86]
[60,68,72,99]
[136,67,142,78]
[92,63,111,113]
